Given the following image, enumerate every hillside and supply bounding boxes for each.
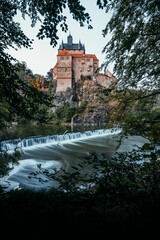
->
[52,77,160,141]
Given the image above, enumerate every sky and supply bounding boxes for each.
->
[7,0,113,76]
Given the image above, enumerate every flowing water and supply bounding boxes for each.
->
[0,127,150,191]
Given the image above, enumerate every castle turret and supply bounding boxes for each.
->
[67,34,73,46]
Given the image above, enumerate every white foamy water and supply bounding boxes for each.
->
[6,159,62,190]
[0,127,122,152]
[0,128,150,191]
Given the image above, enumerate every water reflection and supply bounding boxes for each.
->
[1,122,106,141]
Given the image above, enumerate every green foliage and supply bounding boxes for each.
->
[123,108,160,139]
[0,101,12,130]
[77,101,88,113]
[32,103,55,123]
[0,60,54,128]
[55,102,76,122]
[0,148,21,177]
[96,92,106,102]
[46,68,53,82]
[100,0,160,90]
[0,0,92,49]
[105,88,160,142]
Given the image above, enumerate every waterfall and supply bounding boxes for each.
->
[0,127,122,151]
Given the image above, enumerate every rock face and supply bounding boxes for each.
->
[74,79,108,125]
[73,106,107,126]
[52,77,160,127]
[53,78,113,125]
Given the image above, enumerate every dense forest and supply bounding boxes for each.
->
[0,0,160,236]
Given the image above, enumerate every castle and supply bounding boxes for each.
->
[53,34,116,92]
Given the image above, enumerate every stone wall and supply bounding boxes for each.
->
[73,57,94,82]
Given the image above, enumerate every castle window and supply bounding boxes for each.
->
[81,58,85,64]
[65,57,69,60]
[60,57,64,60]
[86,58,90,62]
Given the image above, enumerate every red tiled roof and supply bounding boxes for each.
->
[58,49,70,55]
[58,49,98,60]
[72,54,98,60]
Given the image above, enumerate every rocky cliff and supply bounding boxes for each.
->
[52,78,160,129]
[53,78,116,126]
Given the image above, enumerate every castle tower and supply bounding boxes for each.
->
[67,34,73,45]
[53,34,99,92]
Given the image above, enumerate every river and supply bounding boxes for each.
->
[0,127,150,192]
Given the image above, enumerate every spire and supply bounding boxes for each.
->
[82,43,85,53]
[59,40,64,49]
[78,40,81,49]
[67,33,73,46]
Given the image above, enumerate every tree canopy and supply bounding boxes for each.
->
[100,0,160,90]
[1,0,92,51]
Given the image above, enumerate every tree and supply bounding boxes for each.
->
[1,0,92,53]
[0,0,92,122]
[98,0,160,90]
[46,69,53,82]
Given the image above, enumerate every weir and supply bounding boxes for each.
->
[0,127,122,151]
[0,128,151,192]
